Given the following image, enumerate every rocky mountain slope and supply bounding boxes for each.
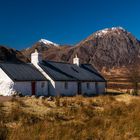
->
[75,27,140,70]
[22,27,140,72]
[22,39,72,61]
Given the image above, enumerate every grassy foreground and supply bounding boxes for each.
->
[0,94,140,140]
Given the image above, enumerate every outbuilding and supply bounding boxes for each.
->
[0,63,48,96]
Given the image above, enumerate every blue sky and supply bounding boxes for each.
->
[0,0,140,50]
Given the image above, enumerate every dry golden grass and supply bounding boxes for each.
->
[0,94,140,140]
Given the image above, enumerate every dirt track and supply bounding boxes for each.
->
[0,96,12,102]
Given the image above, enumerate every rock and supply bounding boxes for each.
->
[24,95,30,98]
[39,96,45,99]
[11,91,23,97]
[47,96,54,101]
[31,95,36,98]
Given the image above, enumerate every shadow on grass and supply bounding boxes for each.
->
[105,91,124,96]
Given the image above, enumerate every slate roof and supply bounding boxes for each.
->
[39,61,106,82]
[80,64,106,80]
[0,63,47,81]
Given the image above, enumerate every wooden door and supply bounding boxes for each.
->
[78,82,81,95]
[31,81,36,95]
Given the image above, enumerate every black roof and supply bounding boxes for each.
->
[0,63,47,81]
[39,61,106,82]
[80,64,106,81]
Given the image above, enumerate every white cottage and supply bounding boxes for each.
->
[30,50,106,96]
[0,63,48,96]
[0,50,106,96]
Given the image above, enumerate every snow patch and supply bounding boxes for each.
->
[39,39,59,46]
[26,47,30,50]
[95,27,126,37]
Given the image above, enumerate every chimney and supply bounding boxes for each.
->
[73,54,80,66]
[31,49,42,65]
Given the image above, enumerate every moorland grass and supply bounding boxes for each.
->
[0,95,140,140]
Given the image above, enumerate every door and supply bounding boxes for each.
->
[95,82,98,94]
[31,81,36,95]
[78,82,81,95]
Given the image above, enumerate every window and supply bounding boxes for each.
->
[64,82,68,89]
[87,83,90,89]
[41,82,45,88]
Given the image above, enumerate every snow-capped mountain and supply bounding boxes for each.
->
[21,39,62,59]
[75,27,140,69]
[22,27,140,70]
[39,39,59,47]
[94,27,126,37]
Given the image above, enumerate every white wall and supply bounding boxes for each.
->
[32,63,106,96]
[81,82,106,95]
[32,64,56,96]
[36,81,48,96]
[0,68,15,96]
[14,82,31,96]
[81,82,96,95]
[54,81,77,96]
[98,82,106,94]
[14,81,48,96]
[32,63,80,96]
[0,68,49,96]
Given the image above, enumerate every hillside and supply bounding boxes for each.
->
[75,27,140,69]
[22,40,71,61]
[0,45,29,63]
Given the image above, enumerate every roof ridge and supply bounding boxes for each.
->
[41,61,77,80]
[46,60,91,66]
[0,62,25,64]
[45,60,72,64]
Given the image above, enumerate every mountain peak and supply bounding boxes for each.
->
[39,39,59,46]
[94,27,126,37]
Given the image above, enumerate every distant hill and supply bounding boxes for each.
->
[0,45,29,63]
[21,39,72,62]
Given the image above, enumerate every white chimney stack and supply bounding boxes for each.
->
[31,49,42,65]
[73,54,80,66]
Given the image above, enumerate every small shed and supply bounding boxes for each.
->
[0,63,48,96]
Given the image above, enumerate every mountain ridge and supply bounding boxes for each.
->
[1,27,140,72]
[0,45,29,63]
